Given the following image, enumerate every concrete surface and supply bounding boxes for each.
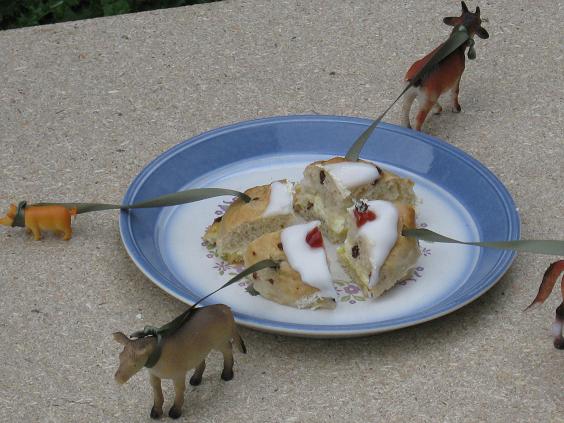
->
[0,0,562,422]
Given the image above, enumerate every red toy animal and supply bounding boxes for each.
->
[401,1,489,131]
[527,260,564,349]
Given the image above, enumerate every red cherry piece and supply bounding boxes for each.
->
[354,209,377,227]
[305,227,324,248]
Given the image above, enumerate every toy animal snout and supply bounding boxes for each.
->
[0,204,17,227]
[114,370,128,385]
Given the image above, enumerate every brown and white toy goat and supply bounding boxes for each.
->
[527,260,564,349]
[402,1,489,131]
[113,304,246,419]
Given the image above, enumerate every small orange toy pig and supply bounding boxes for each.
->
[401,1,489,131]
[0,201,77,240]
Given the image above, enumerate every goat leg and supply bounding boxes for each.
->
[149,374,163,419]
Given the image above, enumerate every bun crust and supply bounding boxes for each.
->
[204,182,294,263]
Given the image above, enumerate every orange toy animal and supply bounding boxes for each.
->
[401,2,489,131]
[0,202,77,240]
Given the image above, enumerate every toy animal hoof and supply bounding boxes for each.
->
[454,104,462,113]
[221,370,234,381]
[555,339,564,350]
[150,406,163,419]
[189,375,202,386]
[169,406,182,419]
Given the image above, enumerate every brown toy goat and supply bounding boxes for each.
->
[401,1,489,131]
[0,202,76,240]
[113,304,246,419]
[527,260,564,349]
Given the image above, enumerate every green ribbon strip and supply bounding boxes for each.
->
[403,228,564,256]
[345,25,472,161]
[131,259,279,368]
[9,188,250,228]
[35,188,251,214]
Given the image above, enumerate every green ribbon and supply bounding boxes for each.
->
[11,201,27,228]
[131,259,279,368]
[34,188,251,214]
[403,228,564,256]
[345,25,472,161]
[467,38,476,60]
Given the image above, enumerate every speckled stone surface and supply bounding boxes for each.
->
[0,1,562,422]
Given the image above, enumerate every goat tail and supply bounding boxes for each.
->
[232,326,247,354]
[222,304,247,353]
[401,84,418,129]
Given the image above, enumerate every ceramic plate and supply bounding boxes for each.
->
[119,115,519,338]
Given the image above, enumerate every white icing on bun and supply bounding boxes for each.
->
[280,221,336,298]
[324,161,380,191]
[354,200,399,288]
[262,181,293,217]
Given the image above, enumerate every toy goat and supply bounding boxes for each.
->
[0,202,76,240]
[113,304,246,419]
[401,1,489,131]
[527,260,564,349]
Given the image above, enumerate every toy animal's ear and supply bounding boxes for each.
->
[475,6,481,16]
[461,1,469,13]
[476,26,489,39]
[113,332,131,345]
[443,17,459,26]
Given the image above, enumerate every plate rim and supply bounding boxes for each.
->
[119,114,520,338]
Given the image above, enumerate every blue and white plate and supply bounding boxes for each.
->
[119,115,519,338]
